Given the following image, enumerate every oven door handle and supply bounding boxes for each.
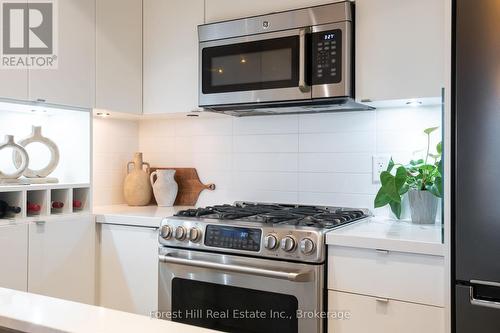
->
[158,254,313,282]
[298,27,311,93]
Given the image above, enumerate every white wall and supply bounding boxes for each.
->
[93,118,139,206]
[138,106,442,218]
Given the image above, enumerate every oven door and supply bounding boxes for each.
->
[199,28,311,107]
[158,247,323,333]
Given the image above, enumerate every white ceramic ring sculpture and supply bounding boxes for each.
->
[13,126,60,178]
[0,135,29,179]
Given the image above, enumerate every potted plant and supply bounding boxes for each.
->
[374,127,443,224]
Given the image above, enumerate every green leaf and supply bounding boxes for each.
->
[429,176,443,198]
[389,201,402,219]
[387,157,395,172]
[379,171,401,203]
[436,142,443,155]
[374,190,391,208]
[424,126,439,135]
[379,171,392,186]
[394,166,407,191]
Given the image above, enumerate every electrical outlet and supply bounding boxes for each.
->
[372,155,391,183]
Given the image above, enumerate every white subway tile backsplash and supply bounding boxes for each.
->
[232,171,298,192]
[233,115,298,135]
[94,105,442,218]
[233,153,298,172]
[234,134,298,153]
[298,153,372,173]
[298,192,376,209]
[299,132,376,153]
[299,111,376,133]
[299,173,378,194]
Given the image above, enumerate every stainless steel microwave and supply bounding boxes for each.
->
[198,2,373,116]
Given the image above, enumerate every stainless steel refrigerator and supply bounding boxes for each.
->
[453,0,500,331]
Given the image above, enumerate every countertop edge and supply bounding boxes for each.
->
[326,233,446,256]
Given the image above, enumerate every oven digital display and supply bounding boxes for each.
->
[205,225,261,252]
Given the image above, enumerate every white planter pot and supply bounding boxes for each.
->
[408,189,439,224]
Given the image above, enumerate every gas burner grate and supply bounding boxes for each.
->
[174,204,369,229]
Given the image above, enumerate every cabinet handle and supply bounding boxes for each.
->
[375,249,390,254]
[36,98,46,103]
[375,297,389,303]
[35,220,46,225]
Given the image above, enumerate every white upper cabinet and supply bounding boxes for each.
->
[143,0,204,114]
[0,71,28,101]
[28,0,95,108]
[205,0,342,22]
[355,0,445,101]
[96,0,142,114]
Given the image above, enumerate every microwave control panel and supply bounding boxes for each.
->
[311,29,342,85]
[205,225,262,252]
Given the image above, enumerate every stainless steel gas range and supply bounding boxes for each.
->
[157,202,370,333]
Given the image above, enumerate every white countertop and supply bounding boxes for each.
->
[326,217,445,256]
[0,288,218,333]
[94,205,194,228]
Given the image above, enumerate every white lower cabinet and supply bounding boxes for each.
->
[328,290,445,333]
[0,223,28,291]
[327,245,445,333]
[28,216,95,304]
[98,223,159,316]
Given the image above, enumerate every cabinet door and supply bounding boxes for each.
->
[28,0,95,108]
[96,0,142,114]
[143,0,204,114]
[355,0,445,101]
[0,223,28,291]
[328,290,445,333]
[28,216,95,304]
[0,71,28,101]
[98,224,158,315]
[205,0,342,22]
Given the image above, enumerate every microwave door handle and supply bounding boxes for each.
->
[298,27,310,93]
[158,254,313,282]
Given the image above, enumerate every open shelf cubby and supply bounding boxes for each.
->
[0,190,24,219]
[27,190,48,217]
[50,188,71,215]
[72,187,90,213]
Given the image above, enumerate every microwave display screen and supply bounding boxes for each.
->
[312,29,342,85]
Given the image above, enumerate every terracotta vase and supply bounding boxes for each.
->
[150,169,178,207]
[123,153,152,206]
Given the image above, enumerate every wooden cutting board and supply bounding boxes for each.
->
[150,167,216,206]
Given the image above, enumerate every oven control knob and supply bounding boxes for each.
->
[264,234,278,250]
[281,236,297,252]
[160,225,172,239]
[188,227,201,242]
[299,238,315,255]
[174,226,187,241]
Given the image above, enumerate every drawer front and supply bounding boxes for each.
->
[328,245,444,306]
[328,290,445,333]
